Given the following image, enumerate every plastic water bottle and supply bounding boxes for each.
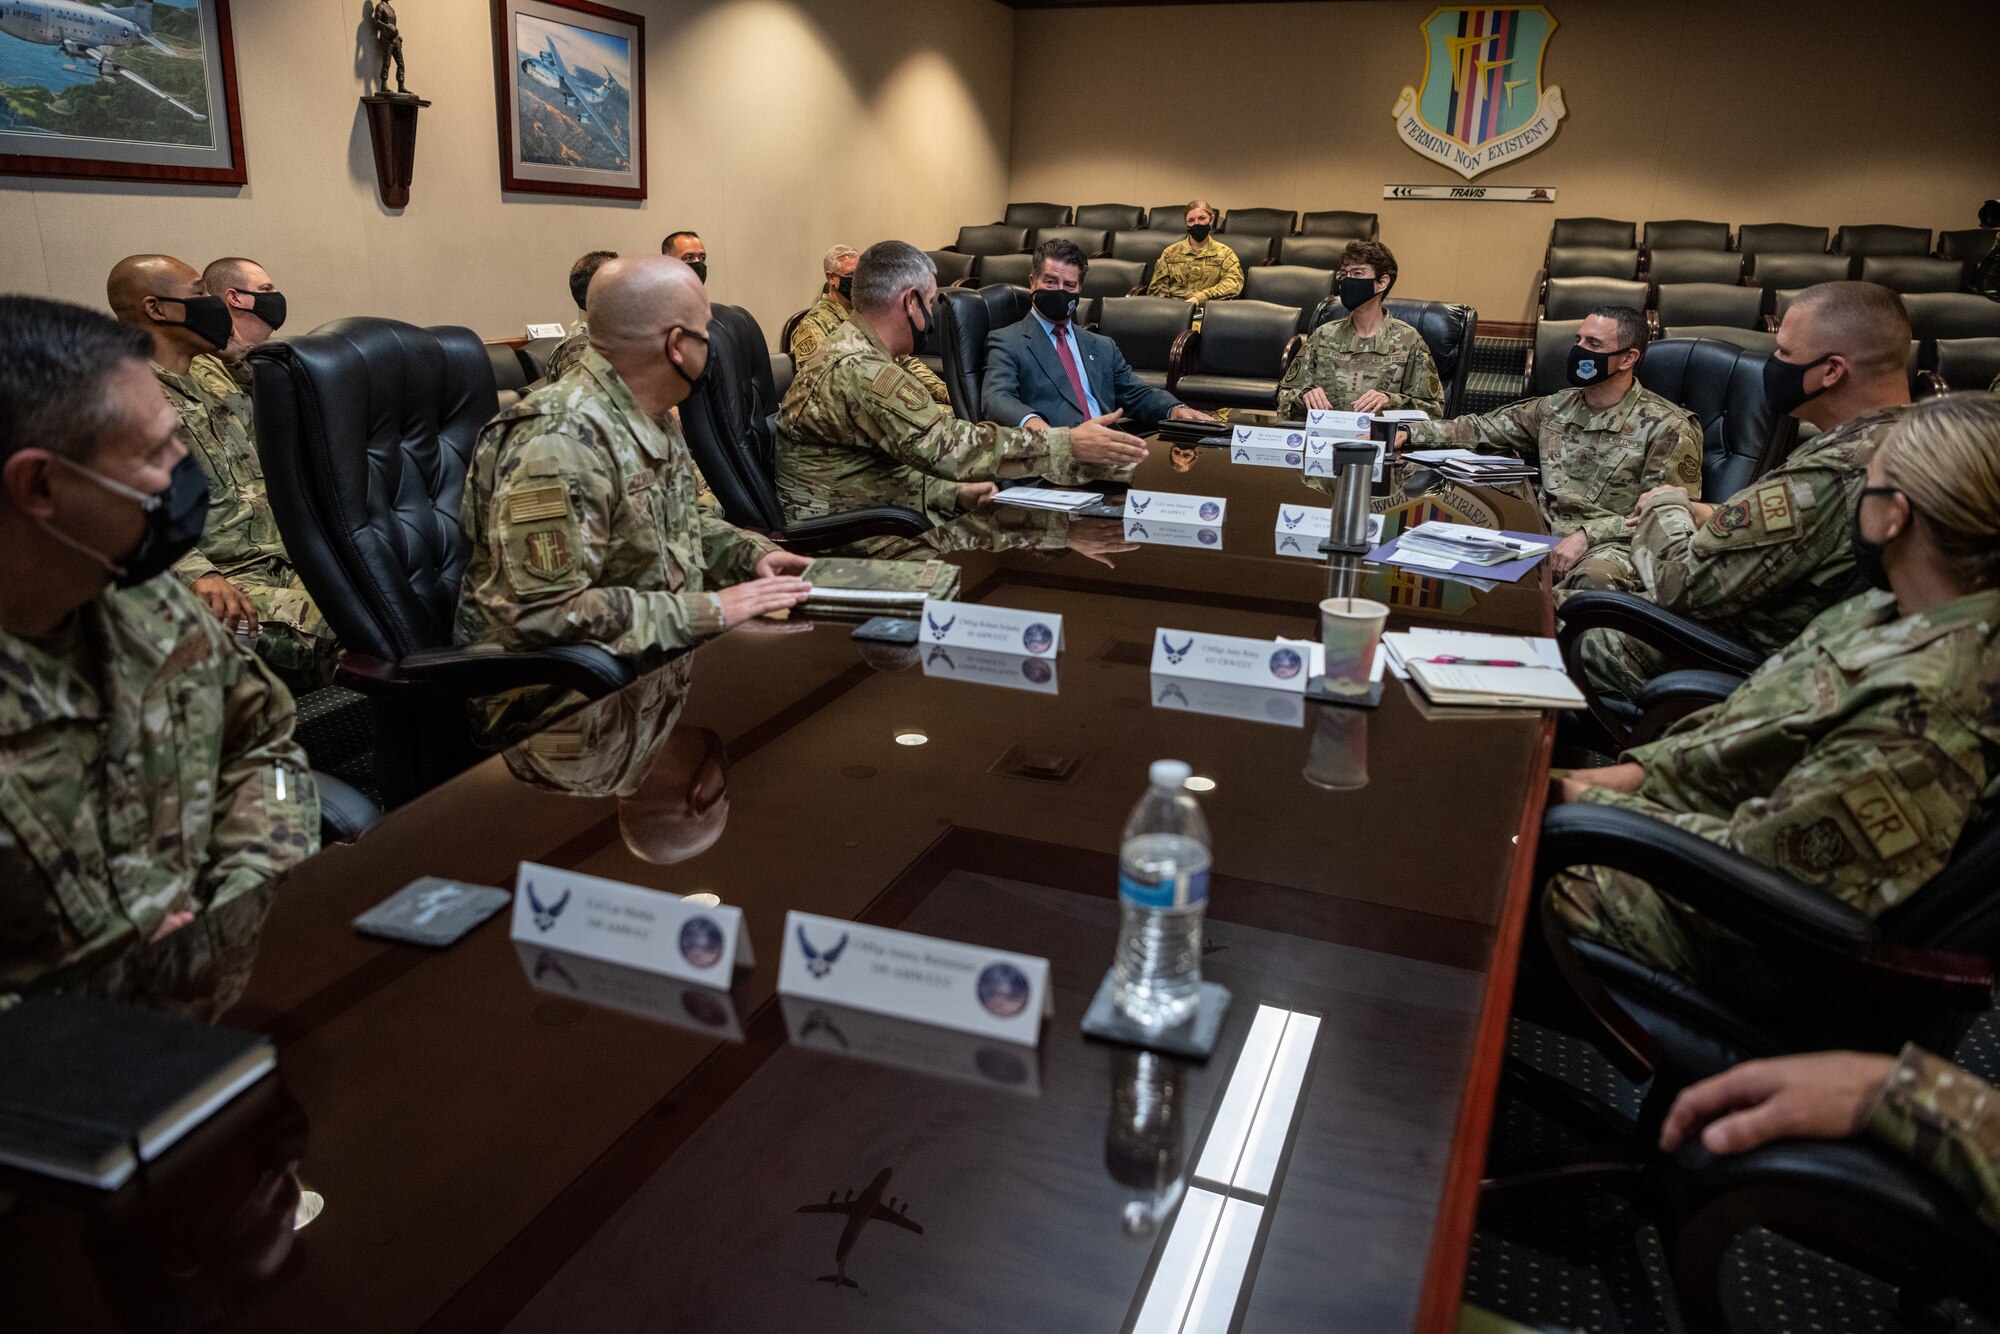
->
[1114,759,1212,1030]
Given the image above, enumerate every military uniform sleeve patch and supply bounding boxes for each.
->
[520,528,574,582]
[870,366,904,397]
[1839,773,1923,861]
[1777,815,1856,882]
[508,486,571,523]
[1753,481,1795,533]
[1676,452,1701,484]
[1710,499,1752,534]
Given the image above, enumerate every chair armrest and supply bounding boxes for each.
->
[769,506,931,554]
[1280,333,1305,377]
[1916,369,1947,398]
[1626,669,1743,746]
[1167,330,1198,392]
[1559,590,1764,677]
[1646,309,1663,342]
[1127,284,1146,297]
[312,770,380,844]
[336,644,633,702]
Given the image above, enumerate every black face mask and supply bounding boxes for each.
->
[1850,486,1899,591]
[42,452,210,587]
[687,260,708,285]
[1337,276,1380,313]
[835,274,853,301]
[666,327,710,391]
[1764,351,1834,417]
[1187,223,1212,244]
[246,290,287,332]
[156,294,233,350]
[1032,287,1078,324]
[906,298,934,357]
[1566,342,1632,388]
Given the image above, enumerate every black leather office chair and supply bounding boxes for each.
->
[1745,252,1853,294]
[1860,255,1971,295]
[1147,204,1200,232]
[1305,295,1479,417]
[313,771,380,843]
[681,304,929,550]
[937,284,1032,419]
[974,254,1033,288]
[249,319,633,805]
[1075,203,1145,232]
[926,249,977,288]
[1241,265,1334,312]
[1169,300,1302,409]
[1653,282,1764,331]
[1661,324,1775,355]
[1545,246,1642,281]
[1277,237,1347,270]
[1213,233,1274,270]
[770,351,794,400]
[1096,296,1195,390]
[1540,276,1647,321]
[1834,223,1932,257]
[1642,219,1731,251]
[1029,225,1109,257]
[1935,228,1998,290]
[1300,210,1379,240]
[1736,222,1830,257]
[1638,337,1795,499]
[1002,202,1069,229]
[1550,217,1638,250]
[1081,258,1146,299]
[1524,317,1586,398]
[1644,250,1743,286]
[1220,207,1297,238]
[487,342,536,409]
[952,224,1029,257]
[1110,230,1175,274]
[1918,336,2000,395]
[1902,292,2000,342]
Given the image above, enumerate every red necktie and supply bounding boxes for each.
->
[1051,325,1090,416]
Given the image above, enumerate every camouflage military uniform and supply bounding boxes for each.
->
[790,295,952,408]
[1869,1044,2000,1232]
[156,362,339,689]
[1405,384,1704,550]
[1146,240,1244,304]
[0,580,318,992]
[1552,587,2000,999]
[1276,314,1445,419]
[545,310,592,383]
[190,350,253,399]
[504,656,692,799]
[1576,407,1906,699]
[456,349,775,734]
[774,316,1091,540]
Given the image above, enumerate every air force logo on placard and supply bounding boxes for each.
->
[1162,636,1194,665]
[526,881,570,932]
[926,612,956,641]
[798,924,850,979]
[1392,6,1567,180]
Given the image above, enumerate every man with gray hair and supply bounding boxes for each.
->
[788,243,952,410]
[775,241,1147,544]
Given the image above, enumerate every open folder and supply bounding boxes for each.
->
[1406,659,1584,710]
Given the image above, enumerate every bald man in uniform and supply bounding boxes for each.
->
[107,255,337,689]
[456,255,814,739]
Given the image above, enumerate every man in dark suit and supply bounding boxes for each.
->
[981,239,1215,433]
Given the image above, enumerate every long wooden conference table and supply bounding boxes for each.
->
[0,441,1555,1334]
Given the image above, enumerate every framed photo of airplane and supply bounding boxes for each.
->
[0,0,247,185]
[491,0,644,200]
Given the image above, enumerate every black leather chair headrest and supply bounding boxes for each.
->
[1637,337,1787,499]
[1096,296,1194,373]
[938,284,1031,418]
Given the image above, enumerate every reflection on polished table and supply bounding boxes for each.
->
[0,443,1554,1334]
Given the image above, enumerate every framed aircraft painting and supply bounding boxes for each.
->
[0,0,248,185]
[491,0,645,201]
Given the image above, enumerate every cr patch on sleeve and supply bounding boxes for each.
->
[1753,481,1794,533]
[1839,773,1922,861]
[508,486,571,523]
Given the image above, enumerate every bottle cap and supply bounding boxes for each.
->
[1149,759,1192,790]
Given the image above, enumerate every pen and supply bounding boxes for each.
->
[1418,655,1525,667]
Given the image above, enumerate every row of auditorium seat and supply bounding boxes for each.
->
[1544,245,1986,297]
[996,202,1381,240]
[1547,217,1997,266]
[1539,276,2000,340]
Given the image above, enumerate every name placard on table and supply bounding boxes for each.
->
[777,910,1052,1046]
[514,942,746,1042]
[919,598,1061,656]
[1124,517,1223,549]
[1150,629,1325,693]
[920,643,1060,694]
[1227,425,1308,468]
[1303,435,1386,482]
[1306,408,1374,437]
[1273,509,1382,558]
[1150,673,1306,728]
[509,862,752,985]
[1125,489,1227,526]
[780,996,1042,1096]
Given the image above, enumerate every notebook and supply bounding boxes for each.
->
[798,558,961,613]
[0,993,276,1189]
[1407,659,1586,710]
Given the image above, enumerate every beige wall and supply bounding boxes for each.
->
[1008,0,2000,324]
[0,0,1012,343]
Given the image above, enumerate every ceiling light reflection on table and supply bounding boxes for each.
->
[894,730,929,747]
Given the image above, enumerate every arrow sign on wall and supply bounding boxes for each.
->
[1383,184,1557,203]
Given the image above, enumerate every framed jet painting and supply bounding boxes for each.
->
[0,0,248,185]
[491,0,645,200]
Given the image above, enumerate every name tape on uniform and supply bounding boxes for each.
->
[919,598,1062,657]
[510,861,752,984]
[1151,629,1326,693]
[778,910,1052,1046]
[1124,489,1227,526]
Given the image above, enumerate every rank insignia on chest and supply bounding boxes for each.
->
[1754,482,1794,533]
[508,486,570,523]
[523,528,573,581]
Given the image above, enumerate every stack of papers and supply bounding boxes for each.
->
[1382,630,1582,710]
[1403,449,1538,485]
[1396,522,1551,567]
[990,487,1101,512]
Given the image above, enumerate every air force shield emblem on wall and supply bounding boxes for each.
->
[1392,6,1567,180]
